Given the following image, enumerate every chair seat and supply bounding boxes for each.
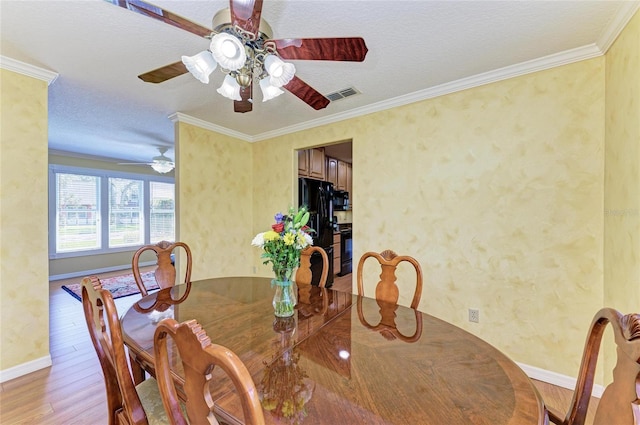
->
[114,377,170,425]
[136,377,170,425]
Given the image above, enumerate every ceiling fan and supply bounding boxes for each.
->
[118,147,175,173]
[110,0,368,113]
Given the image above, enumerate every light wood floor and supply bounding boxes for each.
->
[0,271,597,424]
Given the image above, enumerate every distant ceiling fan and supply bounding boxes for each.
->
[118,147,175,173]
[110,0,368,113]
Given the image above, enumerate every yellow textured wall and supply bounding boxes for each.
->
[0,69,50,370]
[175,122,254,280]
[604,9,640,375]
[253,58,606,378]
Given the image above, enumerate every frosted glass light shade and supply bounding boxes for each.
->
[217,74,242,101]
[210,33,246,71]
[264,55,296,87]
[259,77,284,102]
[181,51,217,84]
[151,160,175,174]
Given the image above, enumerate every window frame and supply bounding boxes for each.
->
[49,164,175,259]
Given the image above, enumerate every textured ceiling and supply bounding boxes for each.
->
[1,1,638,165]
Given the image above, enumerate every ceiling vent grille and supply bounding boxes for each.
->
[326,87,360,102]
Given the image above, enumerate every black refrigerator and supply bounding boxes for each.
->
[298,177,334,286]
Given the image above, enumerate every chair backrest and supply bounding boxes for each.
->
[153,318,265,425]
[132,240,192,297]
[295,245,329,288]
[356,249,423,309]
[547,308,640,425]
[81,276,149,425]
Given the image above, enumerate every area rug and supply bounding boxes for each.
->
[62,271,158,302]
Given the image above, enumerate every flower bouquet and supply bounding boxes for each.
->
[252,206,314,316]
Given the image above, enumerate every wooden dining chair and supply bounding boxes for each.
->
[295,245,329,288]
[132,240,192,297]
[546,308,640,425]
[153,318,265,425]
[356,249,423,309]
[81,276,168,425]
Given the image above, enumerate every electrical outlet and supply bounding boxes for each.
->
[468,308,480,323]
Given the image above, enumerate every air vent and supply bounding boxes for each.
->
[326,87,360,102]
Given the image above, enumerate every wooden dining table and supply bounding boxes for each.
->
[121,277,548,425]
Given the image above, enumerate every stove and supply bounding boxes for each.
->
[338,227,352,276]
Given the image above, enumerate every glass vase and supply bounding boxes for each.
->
[271,278,297,317]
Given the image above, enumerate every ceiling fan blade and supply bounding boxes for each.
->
[269,38,368,62]
[112,0,211,38]
[138,61,188,84]
[234,83,253,113]
[284,76,330,110]
[229,0,264,37]
[117,162,152,165]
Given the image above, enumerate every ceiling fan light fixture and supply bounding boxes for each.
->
[217,74,242,101]
[264,54,295,87]
[259,77,284,102]
[151,161,175,174]
[181,51,218,84]
[210,33,246,71]
[151,149,175,173]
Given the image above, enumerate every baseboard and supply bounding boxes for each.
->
[49,261,156,281]
[517,362,604,398]
[0,355,52,383]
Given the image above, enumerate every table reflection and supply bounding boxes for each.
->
[132,281,192,314]
[259,316,314,424]
[296,284,329,317]
[356,296,423,342]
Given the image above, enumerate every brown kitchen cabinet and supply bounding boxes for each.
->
[326,156,352,192]
[336,160,348,190]
[345,162,352,202]
[298,149,309,176]
[333,232,341,276]
[298,148,326,180]
[336,160,352,209]
[326,157,338,186]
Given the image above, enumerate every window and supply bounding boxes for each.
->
[109,178,144,248]
[49,165,175,258]
[55,173,101,253]
[150,181,175,243]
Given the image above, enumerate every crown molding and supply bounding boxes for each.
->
[172,41,603,143]
[169,112,253,142]
[596,1,640,53]
[252,43,603,142]
[0,55,58,85]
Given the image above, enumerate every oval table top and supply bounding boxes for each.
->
[121,276,547,425]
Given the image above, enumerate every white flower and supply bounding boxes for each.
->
[251,232,265,248]
[294,231,314,249]
[303,233,313,246]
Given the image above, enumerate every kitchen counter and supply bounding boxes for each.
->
[337,222,352,231]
